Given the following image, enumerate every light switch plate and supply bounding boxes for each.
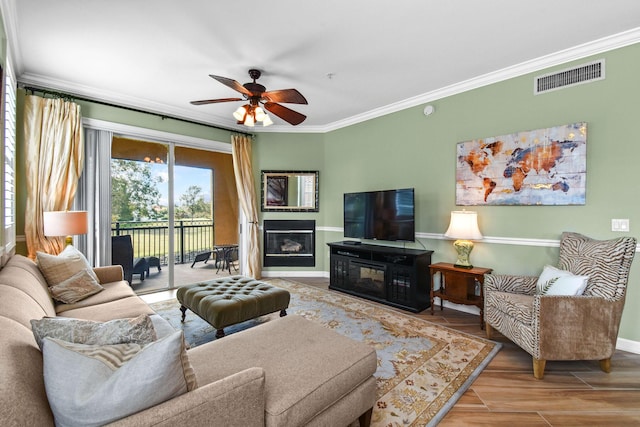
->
[611,219,630,232]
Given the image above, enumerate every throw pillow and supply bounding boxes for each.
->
[536,265,589,296]
[37,245,100,287]
[48,268,104,304]
[31,314,157,350]
[42,330,198,427]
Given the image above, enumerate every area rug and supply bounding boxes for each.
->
[150,278,501,426]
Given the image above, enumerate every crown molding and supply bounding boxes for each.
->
[18,72,248,129]
[321,27,640,132]
[14,27,640,135]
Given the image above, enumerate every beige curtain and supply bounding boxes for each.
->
[231,134,261,279]
[24,95,84,258]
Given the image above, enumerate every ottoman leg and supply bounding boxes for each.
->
[180,305,187,322]
[216,328,226,339]
[280,309,287,317]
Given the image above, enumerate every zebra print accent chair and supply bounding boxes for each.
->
[484,232,637,379]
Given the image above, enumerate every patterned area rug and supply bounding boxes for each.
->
[150,279,501,426]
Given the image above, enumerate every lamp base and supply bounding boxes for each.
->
[452,239,474,269]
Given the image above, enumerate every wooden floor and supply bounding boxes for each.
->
[289,277,640,426]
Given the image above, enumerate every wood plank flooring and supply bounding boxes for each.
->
[289,277,640,426]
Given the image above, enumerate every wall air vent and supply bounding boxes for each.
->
[534,59,605,95]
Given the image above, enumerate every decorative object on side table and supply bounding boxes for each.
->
[429,262,492,328]
[444,210,483,269]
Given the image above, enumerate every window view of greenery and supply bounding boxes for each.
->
[111,159,214,264]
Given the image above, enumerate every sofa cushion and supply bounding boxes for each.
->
[48,268,104,304]
[31,314,157,350]
[0,255,56,317]
[55,279,136,314]
[536,265,589,296]
[42,330,197,427]
[36,245,99,287]
[0,316,55,426]
[0,284,51,329]
[57,295,156,322]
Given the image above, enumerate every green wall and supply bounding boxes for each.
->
[254,43,640,342]
[253,132,326,271]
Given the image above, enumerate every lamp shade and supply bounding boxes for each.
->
[444,210,483,240]
[43,211,88,237]
[233,105,247,121]
[254,106,266,122]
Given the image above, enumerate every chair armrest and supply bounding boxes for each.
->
[93,265,124,284]
[484,274,537,295]
[535,296,624,360]
[107,367,265,427]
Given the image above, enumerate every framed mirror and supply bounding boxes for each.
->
[261,170,319,212]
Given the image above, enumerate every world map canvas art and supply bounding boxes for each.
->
[455,122,587,205]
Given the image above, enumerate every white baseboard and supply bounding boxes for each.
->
[616,338,640,354]
[434,298,481,316]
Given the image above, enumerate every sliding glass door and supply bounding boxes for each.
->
[110,137,239,292]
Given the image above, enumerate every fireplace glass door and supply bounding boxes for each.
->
[349,261,386,299]
[263,220,315,267]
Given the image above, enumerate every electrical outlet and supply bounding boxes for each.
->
[611,219,630,232]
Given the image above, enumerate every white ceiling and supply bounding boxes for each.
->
[5,1,640,133]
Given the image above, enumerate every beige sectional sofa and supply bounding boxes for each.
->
[0,254,377,426]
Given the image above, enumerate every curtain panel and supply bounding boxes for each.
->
[75,128,112,266]
[24,95,84,258]
[231,134,261,279]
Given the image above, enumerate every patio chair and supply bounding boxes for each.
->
[132,257,149,281]
[111,235,134,285]
[191,251,212,268]
[484,232,636,379]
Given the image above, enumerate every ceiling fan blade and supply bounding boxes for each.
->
[262,89,308,105]
[190,97,243,105]
[209,74,253,97]
[263,102,306,125]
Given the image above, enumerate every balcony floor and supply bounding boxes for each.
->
[131,259,240,294]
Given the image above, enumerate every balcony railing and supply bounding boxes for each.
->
[112,219,214,265]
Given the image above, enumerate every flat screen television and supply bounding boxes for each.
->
[343,188,415,242]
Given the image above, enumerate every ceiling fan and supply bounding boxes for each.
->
[190,69,308,126]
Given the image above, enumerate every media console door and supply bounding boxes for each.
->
[328,242,433,312]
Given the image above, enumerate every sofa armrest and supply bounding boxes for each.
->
[93,265,124,284]
[484,274,537,295]
[106,367,265,427]
[535,295,624,360]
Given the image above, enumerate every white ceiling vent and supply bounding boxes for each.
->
[534,59,605,95]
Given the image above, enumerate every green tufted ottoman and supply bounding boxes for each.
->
[176,276,290,338]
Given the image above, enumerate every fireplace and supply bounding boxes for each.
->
[263,220,315,267]
[349,261,386,299]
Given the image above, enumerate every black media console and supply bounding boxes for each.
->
[327,241,433,312]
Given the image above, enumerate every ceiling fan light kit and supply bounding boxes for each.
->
[191,68,308,127]
[232,104,272,127]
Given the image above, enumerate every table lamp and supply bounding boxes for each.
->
[444,210,483,269]
[43,210,88,246]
